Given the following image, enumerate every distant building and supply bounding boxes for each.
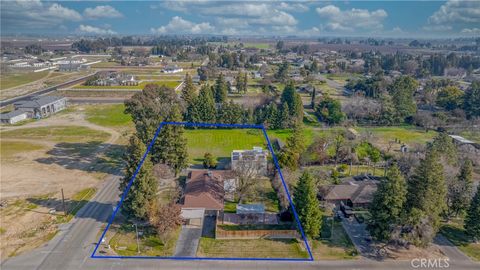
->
[162,64,183,74]
[231,147,268,176]
[14,96,67,118]
[449,135,480,149]
[57,59,85,72]
[0,110,28,124]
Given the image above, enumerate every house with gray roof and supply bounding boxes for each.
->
[0,110,28,124]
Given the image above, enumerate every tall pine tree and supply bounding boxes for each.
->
[214,73,228,103]
[293,171,322,238]
[194,85,216,123]
[404,149,447,246]
[465,185,480,242]
[368,165,407,241]
[120,135,158,220]
[181,73,196,106]
[450,160,473,217]
[152,104,188,175]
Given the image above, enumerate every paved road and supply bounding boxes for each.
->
[2,174,479,270]
[434,235,473,262]
[341,217,376,257]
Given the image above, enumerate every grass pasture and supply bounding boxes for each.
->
[357,126,436,150]
[85,104,132,128]
[1,71,49,90]
[1,126,110,143]
[72,80,181,90]
[0,141,45,160]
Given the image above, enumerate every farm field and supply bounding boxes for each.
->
[0,71,49,90]
[356,126,437,150]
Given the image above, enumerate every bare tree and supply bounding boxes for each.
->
[148,202,183,244]
[233,161,260,203]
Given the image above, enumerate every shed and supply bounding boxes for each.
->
[0,110,28,124]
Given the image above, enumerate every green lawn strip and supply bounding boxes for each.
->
[85,104,132,127]
[72,80,180,90]
[0,141,45,160]
[184,128,266,163]
[312,217,358,260]
[218,224,294,231]
[197,237,308,258]
[440,224,480,261]
[1,71,49,90]
[224,201,237,213]
[1,126,110,143]
[109,224,180,256]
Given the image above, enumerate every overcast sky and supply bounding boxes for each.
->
[1,0,479,38]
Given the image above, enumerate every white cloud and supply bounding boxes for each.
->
[428,0,480,24]
[84,5,123,19]
[316,5,387,32]
[422,25,453,31]
[77,24,116,35]
[151,16,214,34]
[1,0,82,32]
[461,28,480,35]
[278,2,309,12]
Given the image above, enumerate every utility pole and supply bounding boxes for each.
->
[61,188,66,216]
[133,223,140,254]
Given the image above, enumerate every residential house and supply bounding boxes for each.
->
[319,177,378,208]
[231,147,268,176]
[163,64,183,74]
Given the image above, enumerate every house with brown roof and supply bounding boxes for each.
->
[318,180,378,208]
[183,170,233,210]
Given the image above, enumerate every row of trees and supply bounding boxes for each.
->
[368,133,478,246]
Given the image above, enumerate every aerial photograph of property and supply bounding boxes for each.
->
[0,0,479,269]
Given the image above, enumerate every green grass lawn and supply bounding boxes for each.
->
[0,141,45,160]
[184,129,266,163]
[85,104,132,127]
[1,126,110,143]
[312,217,358,260]
[440,223,480,261]
[197,237,308,258]
[267,127,316,146]
[0,71,49,90]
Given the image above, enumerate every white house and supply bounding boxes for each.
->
[162,64,183,74]
[14,96,67,118]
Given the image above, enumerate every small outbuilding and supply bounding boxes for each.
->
[0,110,28,124]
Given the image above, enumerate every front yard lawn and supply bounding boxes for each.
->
[311,217,358,260]
[197,237,308,258]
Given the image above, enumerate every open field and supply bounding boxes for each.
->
[440,222,480,261]
[356,126,437,150]
[184,129,266,163]
[197,238,308,258]
[1,126,110,143]
[0,71,49,90]
[85,104,132,128]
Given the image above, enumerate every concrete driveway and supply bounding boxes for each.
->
[341,217,376,258]
[173,226,203,257]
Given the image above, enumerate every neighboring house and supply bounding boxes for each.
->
[0,110,28,124]
[319,179,378,208]
[163,64,183,74]
[231,147,268,176]
[14,96,67,118]
[449,135,480,149]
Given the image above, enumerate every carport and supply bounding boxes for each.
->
[181,208,205,227]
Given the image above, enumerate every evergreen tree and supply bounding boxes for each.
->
[293,171,322,238]
[278,124,305,170]
[181,73,196,106]
[278,102,290,128]
[450,160,474,217]
[463,81,480,119]
[214,73,228,103]
[428,132,458,165]
[242,72,248,94]
[405,149,447,246]
[217,100,244,124]
[315,95,345,124]
[194,85,216,122]
[388,76,418,121]
[465,185,480,242]
[281,81,303,123]
[120,135,158,220]
[235,71,244,93]
[152,105,188,175]
[264,103,279,129]
[368,165,407,241]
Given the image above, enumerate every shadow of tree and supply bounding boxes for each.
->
[35,141,125,176]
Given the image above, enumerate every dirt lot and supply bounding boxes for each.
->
[0,107,127,260]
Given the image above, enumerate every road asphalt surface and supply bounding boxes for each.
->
[2,174,479,270]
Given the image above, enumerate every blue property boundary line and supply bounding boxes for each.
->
[91,121,314,261]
